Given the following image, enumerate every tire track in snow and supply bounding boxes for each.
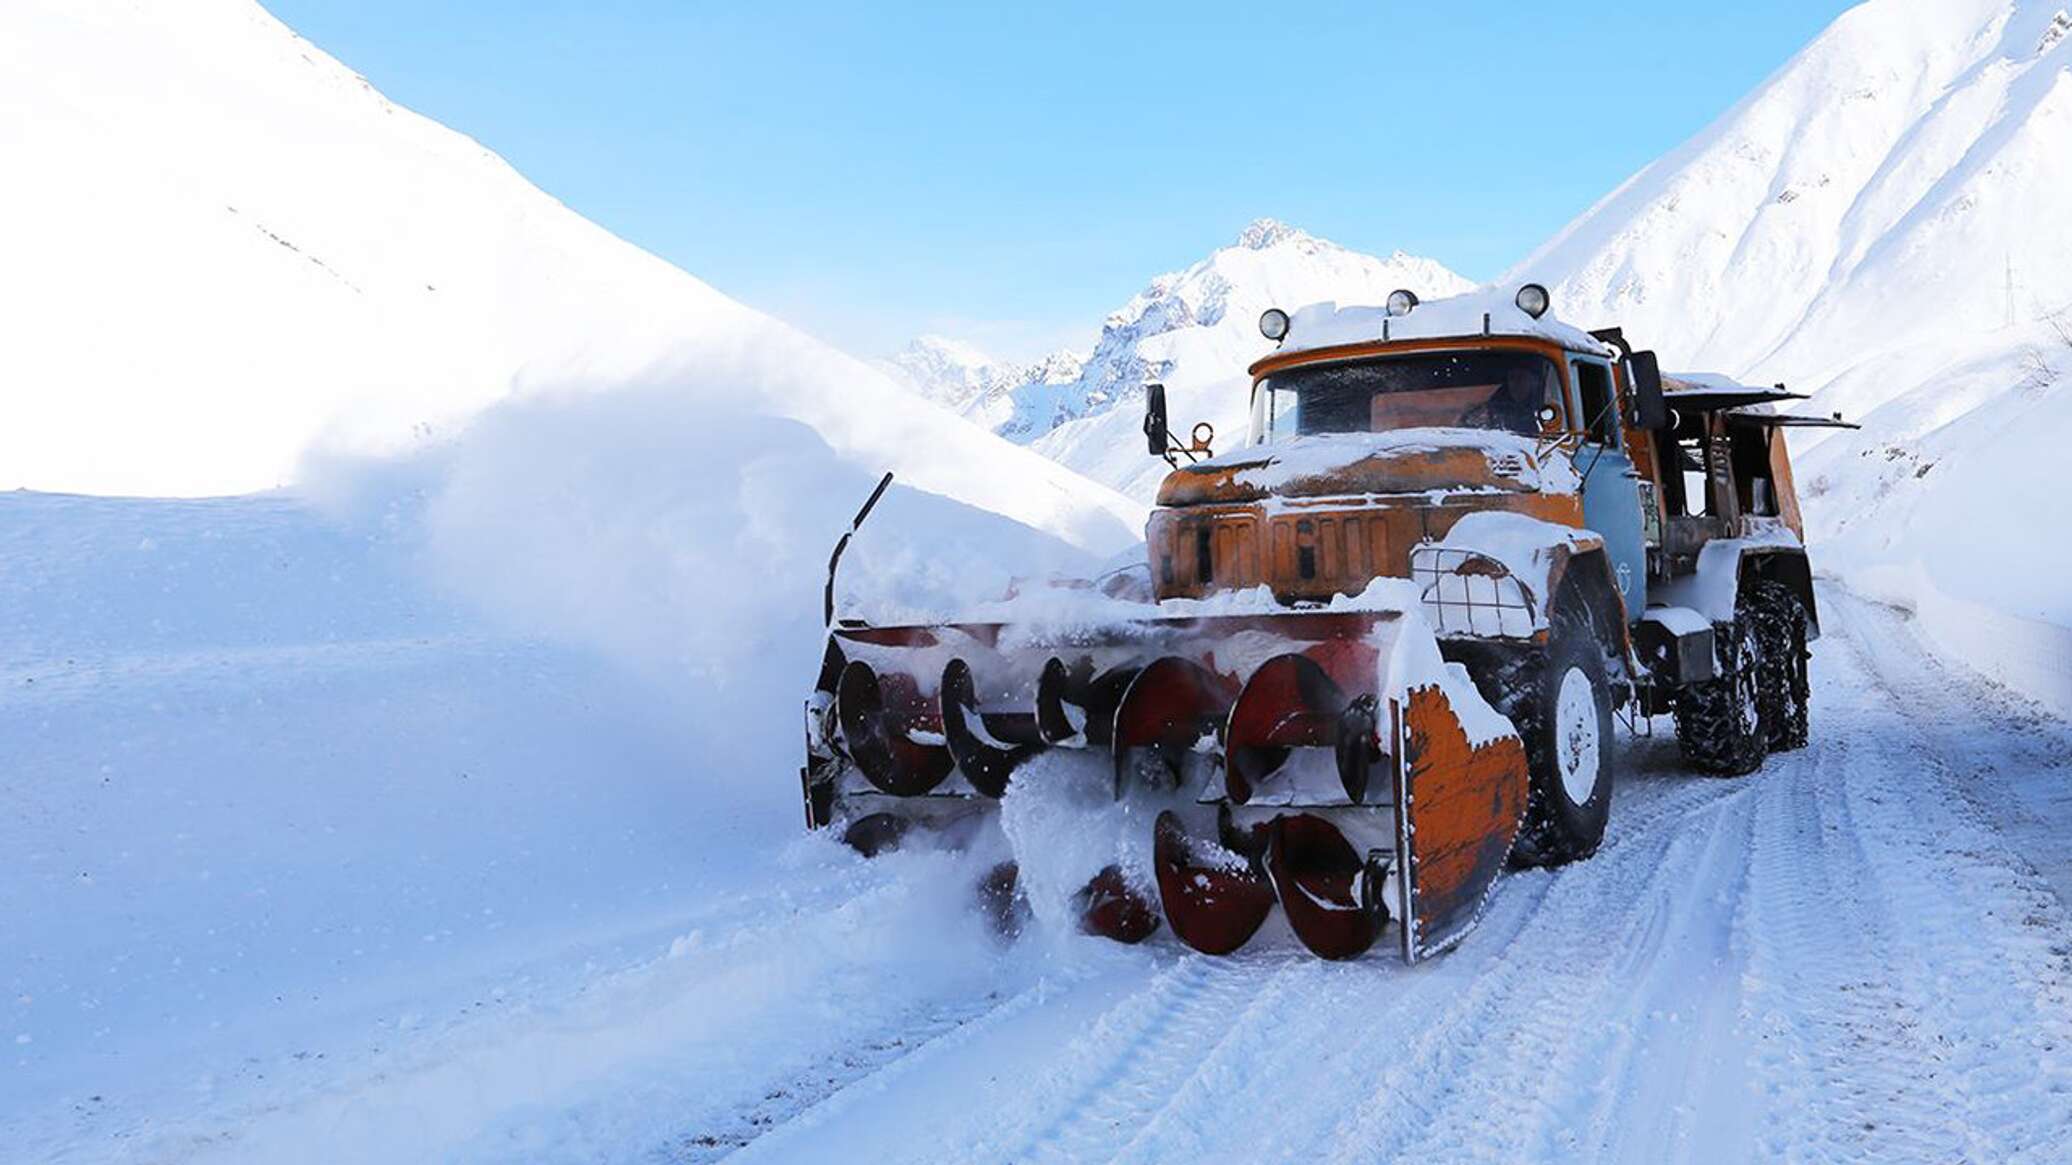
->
[1719,590,2072,1163]
[1736,703,1970,1162]
[672,977,1054,1163]
[1541,785,1761,1163]
[1817,599,2072,1159]
[1098,766,1754,1164]
[1001,955,1293,1165]
[1318,780,1757,1164]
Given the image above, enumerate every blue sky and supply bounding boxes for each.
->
[264,1,1854,361]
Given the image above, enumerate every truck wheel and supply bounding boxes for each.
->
[1673,610,1766,776]
[1509,611,1615,867]
[1749,582,1810,752]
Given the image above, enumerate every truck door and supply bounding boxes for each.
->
[1569,357,1647,617]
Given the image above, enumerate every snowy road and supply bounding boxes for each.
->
[11,533,2072,1163]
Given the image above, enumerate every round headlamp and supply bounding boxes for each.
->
[1259,308,1291,342]
[1515,283,1551,320]
[1386,289,1419,317]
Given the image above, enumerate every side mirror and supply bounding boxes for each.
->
[1627,350,1669,430]
[1143,383,1169,457]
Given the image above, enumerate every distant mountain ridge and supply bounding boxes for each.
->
[892,219,1472,499]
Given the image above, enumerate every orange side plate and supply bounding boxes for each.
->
[1394,684,1530,962]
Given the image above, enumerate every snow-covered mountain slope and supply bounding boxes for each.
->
[0,0,1142,559]
[956,220,1470,500]
[1507,0,2072,647]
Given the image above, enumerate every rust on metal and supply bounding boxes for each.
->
[1396,684,1528,958]
[1147,493,1583,604]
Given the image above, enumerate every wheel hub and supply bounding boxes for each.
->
[1554,665,1600,805]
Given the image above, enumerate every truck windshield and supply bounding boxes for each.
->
[1251,351,1566,445]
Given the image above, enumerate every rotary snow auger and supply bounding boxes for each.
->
[801,283,1837,962]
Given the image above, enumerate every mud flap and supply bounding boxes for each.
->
[1392,685,1530,962]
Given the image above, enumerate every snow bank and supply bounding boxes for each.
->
[301,339,1146,831]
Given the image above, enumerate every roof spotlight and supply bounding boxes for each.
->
[1515,283,1551,320]
[1259,308,1291,342]
[1386,289,1419,317]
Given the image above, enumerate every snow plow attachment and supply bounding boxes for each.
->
[806,604,1530,961]
[1150,666,1529,962]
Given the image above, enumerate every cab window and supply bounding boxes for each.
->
[1571,359,1618,446]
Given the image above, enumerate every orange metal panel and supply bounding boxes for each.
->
[1395,684,1529,960]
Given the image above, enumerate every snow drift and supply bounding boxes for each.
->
[4,0,1148,644]
[0,0,1143,539]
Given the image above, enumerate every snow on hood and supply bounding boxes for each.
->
[1268,287,1618,362]
[1169,428,1580,501]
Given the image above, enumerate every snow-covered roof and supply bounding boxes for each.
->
[1264,286,1619,364]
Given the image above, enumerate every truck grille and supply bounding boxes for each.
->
[1152,508,1394,600]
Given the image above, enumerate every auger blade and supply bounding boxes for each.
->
[836,660,955,796]
[1264,814,1388,961]
[1153,810,1274,955]
[1112,656,1234,792]
[1076,864,1161,944]
[840,812,911,857]
[977,860,1030,941]
[940,658,1043,798]
[1036,656,1138,747]
[1225,653,1347,804]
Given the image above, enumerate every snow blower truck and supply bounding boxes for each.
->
[801,283,1833,962]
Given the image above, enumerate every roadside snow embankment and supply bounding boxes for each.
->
[1794,330,2072,717]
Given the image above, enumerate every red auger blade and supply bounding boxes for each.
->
[836,660,955,796]
[840,812,912,857]
[1076,864,1161,944]
[1112,656,1234,793]
[1153,810,1274,955]
[977,861,1030,941]
[1263,814,1388,961]
[940,658,1043,798]
[1036,656,1138,747]
[1225,653,1347,804]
